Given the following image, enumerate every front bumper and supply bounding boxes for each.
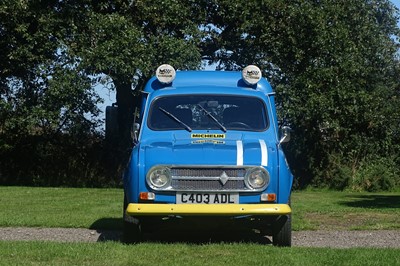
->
[126,203,291,216]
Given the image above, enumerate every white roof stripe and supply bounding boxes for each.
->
[259,139,268,166]
[236,140,243,166]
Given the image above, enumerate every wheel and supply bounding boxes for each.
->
[123,219,141,244]
[272,214,292,247]
[123,193,142,244]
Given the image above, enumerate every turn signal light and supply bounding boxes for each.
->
[139,192,155,201]
[261,193,276,202]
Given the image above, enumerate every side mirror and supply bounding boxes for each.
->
[279,126,291,145]
[132,123,141,143]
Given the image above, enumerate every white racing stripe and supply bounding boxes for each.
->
[259,139,268,166]
[236,140,243,166]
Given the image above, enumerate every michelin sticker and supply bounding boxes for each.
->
[191,134,225,139]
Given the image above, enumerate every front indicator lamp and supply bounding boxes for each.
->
[261,193,276,202]
[139,192,155,201]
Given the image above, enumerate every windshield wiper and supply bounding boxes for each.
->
[197,104,227,132]
[158,107,192,132]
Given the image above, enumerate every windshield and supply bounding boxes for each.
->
[148,95,268,131]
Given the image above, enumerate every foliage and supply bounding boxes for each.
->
[311,154,400,192]
[1,0,400,189]
[60,0,206,150]
[352,156,400,192]
[201,0,400,189]
[0,1,105,186]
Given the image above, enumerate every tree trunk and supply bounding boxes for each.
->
[115,80,133,145]
[112,79,140,171]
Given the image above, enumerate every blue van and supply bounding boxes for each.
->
[121,65,293,246]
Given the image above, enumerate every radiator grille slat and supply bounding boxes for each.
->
[171,168,246,178]
[169,167,248,192]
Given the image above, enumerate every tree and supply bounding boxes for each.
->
[0,1,103,185]
[57,0,207,150]
[1,0,209,183]
[206,0,400,189]
[1,0,399,189]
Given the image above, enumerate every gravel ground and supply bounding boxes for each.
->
[293,230,400,248]
[0,227,399,248]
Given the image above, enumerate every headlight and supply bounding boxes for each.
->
[245,167,270,190]
[146,166,171,189]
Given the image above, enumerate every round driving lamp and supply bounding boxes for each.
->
[242,65,262,85]
[156,64,176,84]
[245,167,270,190]
[147,166,171,189]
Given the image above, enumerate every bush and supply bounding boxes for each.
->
[352,157,399,192]
[310,153,352,190]
[309,153,400,192]
[0,133,122,188]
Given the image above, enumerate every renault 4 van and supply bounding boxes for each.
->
[121,65,293,246]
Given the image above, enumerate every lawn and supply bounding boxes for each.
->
[0,241,399,266]
[0,186,398,231]
[291,190,400,230]
[0,186,122,229]
[0,186,399,266]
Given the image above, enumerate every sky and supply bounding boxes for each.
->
[393,0,400,9]
[96,0,400,128]
[96,83,115,126]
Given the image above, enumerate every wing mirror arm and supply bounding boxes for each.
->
[132,123,140,143]
[278,126,291,146]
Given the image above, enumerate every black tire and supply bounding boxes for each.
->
[123,193,142,244]
[272,214,292,247]
[123,219,141,244]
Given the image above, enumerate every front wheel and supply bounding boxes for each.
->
[272,214,292,247]
[123,193,142,244]
[123,219,141,244]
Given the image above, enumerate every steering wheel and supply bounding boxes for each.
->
[225,122,251,129]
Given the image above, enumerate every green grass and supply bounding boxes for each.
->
[0,186,122,229]
[291,190,400,230]
[0,186,399,230]
[0,187,399,265]
[0,241,399,266]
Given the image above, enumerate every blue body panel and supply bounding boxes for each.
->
[124,71,293,209]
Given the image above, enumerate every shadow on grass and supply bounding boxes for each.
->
[90,217,272,244]
[141,227,272,245]
[90,218,123,230]
[340,195,400,209]
[90,218,123,242]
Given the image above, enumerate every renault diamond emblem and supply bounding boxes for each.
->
[219,171,229,185]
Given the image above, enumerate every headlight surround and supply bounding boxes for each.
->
[146,166,171,189]
[245,167,270,190]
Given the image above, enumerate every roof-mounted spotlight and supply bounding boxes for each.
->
[156,64,176,84]
[242,65,262,85]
